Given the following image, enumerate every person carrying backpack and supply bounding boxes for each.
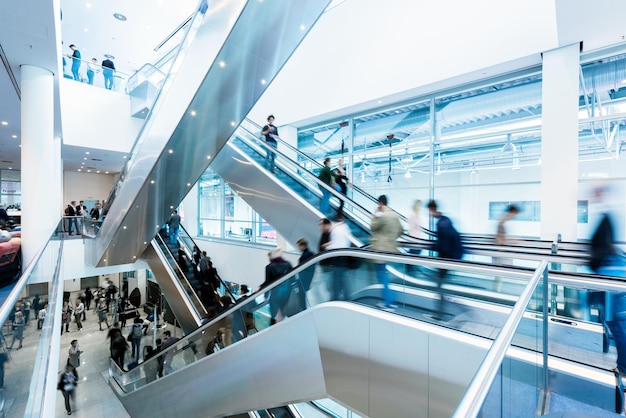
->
[129,317,143,362]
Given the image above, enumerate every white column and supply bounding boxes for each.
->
[279,125,298,162]
[21,65,60,266]
[540,43,580,242]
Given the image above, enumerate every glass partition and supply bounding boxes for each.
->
[0,229,63,417]
[109,249,536,394]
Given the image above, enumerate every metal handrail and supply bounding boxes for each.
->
[452,260,549,418]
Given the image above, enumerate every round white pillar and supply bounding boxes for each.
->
[21,65,61,266]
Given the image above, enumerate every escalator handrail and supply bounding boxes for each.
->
[177,224,238,303]
[109,247,543,392]
[452,260,549,418]
[153,233,208,319]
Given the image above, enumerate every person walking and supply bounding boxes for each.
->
[129,317,143,362]
[37,304,46,330]
[333,157,350,219]
[492,204,520,291]
[261,114,279,173]
[74,299,84,331]
[318,157,334,216]
[59,365,77,415]
[96,298,110,331]
[296,237,316,310]
[67,339,83,378]
[427,200,464,318]
[259,247,293,325]
[84,287,93,311]
[371,195,403,310]
[166,210,181,246]
[9,311,25,350]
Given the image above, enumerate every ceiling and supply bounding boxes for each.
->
[0,0,199,174]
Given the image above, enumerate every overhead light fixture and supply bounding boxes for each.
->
[104,53,115,59]
[113,13,127,21]
[1,121,7,126]
[501,133,516,153]
[404,170,412,179]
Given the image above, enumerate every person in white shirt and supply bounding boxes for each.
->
[325,216,354,300]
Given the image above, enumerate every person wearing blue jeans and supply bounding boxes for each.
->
[167,209,181,246]
[370,195,403,309]
[68,44,81,81]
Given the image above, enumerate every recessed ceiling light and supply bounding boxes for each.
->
[123,156,127,159]
[113,13,127,21]
[230,121,235,126]
[105,171,109,174]
[299,24,306,31]
[84,28,88,32]
[77,169,82,172]
[11,135,17,138]
[86,3,92,8]
[87,170,91,172]
[85,151,90,154]
[261,79,266,85]
[168,149,173,154]
[207,155,211,160]
[190,110,197,116]
[1,121,7,126]
[187,183,191,187]
[8,167,11,170]
[96,170,100,173]
[219,61,226,68]
[83,157,87,160]
[150,180,155,184]
[104,54,115,59]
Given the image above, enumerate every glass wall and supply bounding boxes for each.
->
[197,168,277,244]
[0,169,21,209]
[296,50,626,241]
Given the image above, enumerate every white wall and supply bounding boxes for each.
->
[62,171,116,211]
[194,239,299,290]
[59,78,142,152]
[250,0,559,126]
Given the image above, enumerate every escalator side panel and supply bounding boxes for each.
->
[93,0,332,266]
[142,241,202,333]
[112,303,488,418]
[211,144,324,248]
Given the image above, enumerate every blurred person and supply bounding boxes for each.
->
[74,298,84,331]
[326,216,354,300]
[144,345,159,383]
[129,317,143,362]
[96,298,110,330]
[37,304,47,330]
[86,57,99,85]
[427,200,464,318]
[333,158,350,219]
[589,185,620,273]
[259,247,292,324]
[492,204,520,291]
[67,339,83,379]
[318,157,334,216]
[261,114,279,173]
[160,330,180,375]
[84,287,93,311]
[9,311,24,349]
[101,56,116,90]
[407,199,425,274]
[58,364,77,415]
[296,237,316,310]
[371,195,403,309]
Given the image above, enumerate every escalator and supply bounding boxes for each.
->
[107,249,623,417]
[91,0,333,267]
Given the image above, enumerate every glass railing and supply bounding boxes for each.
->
[0,225,64,417]
[176,225,236,302]
[126,63,167,94]
[109,249,538,393]
[152,233,207,320]
[457,259,626,417]
[62,56,131,93]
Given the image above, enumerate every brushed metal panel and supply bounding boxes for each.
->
[93,0,332,266]
[114,303,490,418]
[142,242,201,334]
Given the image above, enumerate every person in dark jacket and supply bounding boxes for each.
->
[318,157,335,216]
[296,237,316,310]
[428,200,464,318]
[259,247,293,324]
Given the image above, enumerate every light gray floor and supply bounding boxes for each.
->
[2,291,134,417]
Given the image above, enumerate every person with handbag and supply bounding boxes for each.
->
[58,365,77,415]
